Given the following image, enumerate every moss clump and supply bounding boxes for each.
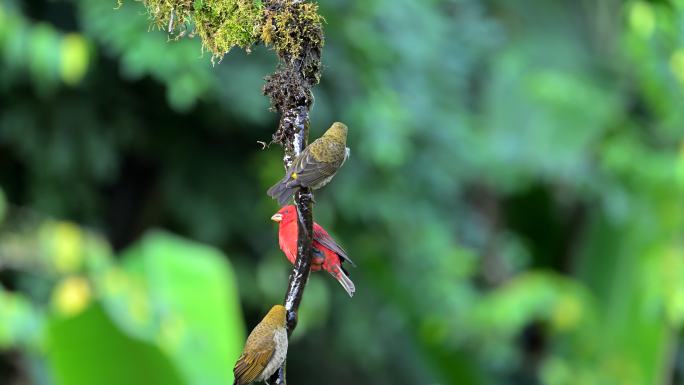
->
[134,0,324,65]
[264,66,311,114]
[136,0,263,59]
[137,0,195,33]
[194,0,264,58]
[261,1,324,62]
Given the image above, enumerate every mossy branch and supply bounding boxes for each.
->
[129,1,324,383]
[261,1,323,384]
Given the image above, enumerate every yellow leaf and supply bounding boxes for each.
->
[52,276,91,317]
[629,1,655,38]
[551,294,583,331]
[49,221,84,273]
[60,33,89,86]
[670,50,684,86]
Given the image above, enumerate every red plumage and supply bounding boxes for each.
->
[271,205,356,297]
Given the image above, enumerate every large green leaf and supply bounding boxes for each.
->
[46,304,185,385]
[108,230,245,385]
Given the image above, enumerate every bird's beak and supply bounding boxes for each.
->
[271,213,283,222]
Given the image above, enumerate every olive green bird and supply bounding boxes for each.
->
[233,305,288,385]
[268,122,350,205]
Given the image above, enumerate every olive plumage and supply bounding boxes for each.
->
[233,305,288,385]
[267,122,350,205]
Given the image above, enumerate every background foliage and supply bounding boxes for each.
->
[1,0,684,384]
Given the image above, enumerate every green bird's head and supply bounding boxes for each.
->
[322,122,348,144]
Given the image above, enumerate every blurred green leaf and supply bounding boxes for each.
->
[472,271,595,336]
[46,304,186,385]
[0,288,43,349]
[60,34,90,85]
[0,3,92,90]
[111,230,245,385]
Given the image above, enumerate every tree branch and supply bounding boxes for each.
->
[127,1,323,383]
[261,1,323,383]
[280,111,314,337]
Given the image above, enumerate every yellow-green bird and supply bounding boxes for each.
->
[268,122,350,205]
[233,305,288,385]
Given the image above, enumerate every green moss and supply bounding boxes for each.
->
[194,0,263,58]
[131,0,324,64]
[137,0,195,33]
[134,0,263,60]
[261,1,324,117]
[261,1,324,61]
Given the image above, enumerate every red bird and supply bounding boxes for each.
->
[271,205,356,297]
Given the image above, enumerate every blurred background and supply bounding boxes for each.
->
[1,0,684,384]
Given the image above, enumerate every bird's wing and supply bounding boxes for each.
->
[314,225,356,267]
[287,144,341,188]
[233,324,275,385]
[233,343,275,385]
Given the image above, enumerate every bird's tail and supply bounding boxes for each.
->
[330,266,355,297]
[267,177,297,206]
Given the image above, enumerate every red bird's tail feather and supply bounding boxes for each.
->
[330,267,355,297]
